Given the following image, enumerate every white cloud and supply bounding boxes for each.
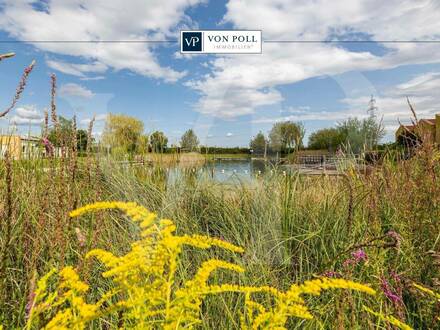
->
[188,0,440,118]
[343,72,440,127]
[0,0,205,82]
[59,83,95,99]
[252,110,357,124]
[10,105,43,126]
[80,113,107,125]
[253,71,440,142]
[15,106,43,120]
[46,59,107,78]
[226,132,233,137]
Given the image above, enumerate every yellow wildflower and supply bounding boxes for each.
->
[413,282,440,301]
[27,201,381,329]
[59,266,89,293]
[363,306,413,330]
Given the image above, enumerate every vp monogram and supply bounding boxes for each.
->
[185,36,200,47]
[181,32,202,52]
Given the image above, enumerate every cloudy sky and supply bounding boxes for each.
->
[1,0,440,146]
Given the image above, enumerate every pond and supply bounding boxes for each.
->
[203,158,273,182]
[164,158,295,184]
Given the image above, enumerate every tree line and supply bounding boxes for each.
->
[250,116,384,155]
[101,114,199,155]
[48,113,384,156]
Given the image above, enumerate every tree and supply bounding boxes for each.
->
[102,114,144,153]
[336,117,384,153]
[180,129,199,152]
[250,132,267,155]
[308,128,344,151]
[136,134,149,155]
[269,121,305,153]
[76,129,89,152]
[48,116,90,152]
[150,131,168,153]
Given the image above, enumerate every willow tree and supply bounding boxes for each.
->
[102,113,144,154]
[269,121,305,154]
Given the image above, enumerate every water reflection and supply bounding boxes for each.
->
[165,159,279,184]
[203,159,271,182]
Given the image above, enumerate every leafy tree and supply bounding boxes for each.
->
[180,129,199,152]
[136,135,149,155]
[102,114,144,153]
[269,121,305,153]
[308,128,344,151]
[150,131,168,153]
[337,117,384,153]
[76,129,89,152]
[250,132,267,155]
[48,116,90,152]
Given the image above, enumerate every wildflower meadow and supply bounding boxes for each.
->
[0,58,440,329]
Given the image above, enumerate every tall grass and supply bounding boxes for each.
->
[0,64,439,328]
[1,142,439,327]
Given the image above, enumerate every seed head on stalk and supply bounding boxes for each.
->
[0,52,15,61]
[0,60,36,118]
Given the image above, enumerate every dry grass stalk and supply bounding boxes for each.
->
[0,60,35,118]
[0,52,15,61]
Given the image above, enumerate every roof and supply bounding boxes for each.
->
[397,117,437,131]
[420,118,436,125]
[20,136,40,142]
[0,135,40,142]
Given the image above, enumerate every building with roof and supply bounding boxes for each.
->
[395,114,440,147]
[0,135,42,159]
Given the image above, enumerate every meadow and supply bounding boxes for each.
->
[0,59,439,329]
[0,133,439,328]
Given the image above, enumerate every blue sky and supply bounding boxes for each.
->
[1,0,440,146]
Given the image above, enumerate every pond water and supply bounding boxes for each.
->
[167,158,341,183]
[203,159,273,182]
[164,158,288,184]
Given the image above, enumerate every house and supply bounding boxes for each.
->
[0,135,41,159]
[395,114,440,147]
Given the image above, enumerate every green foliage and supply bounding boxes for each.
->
[269,121,305,153]
[199,146,250,154]
[308,128,344,151]
[249,131,267,155]
[102,113,144,154]
[136,134,149,155]
[337,116,385,153]
[307,116,385,153]
[150,131,168,153]
[47,116,90,152]
[180,129,199,152]
[27,202,377,329]
[2,129,440,329]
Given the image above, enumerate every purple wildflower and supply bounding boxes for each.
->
[42,137,54,157]
[380,276,402,305]
[352,249,368,262]
[342,249,368,268]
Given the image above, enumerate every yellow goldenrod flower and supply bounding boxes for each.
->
[27,201,381,330]
[412,282,440,301]
[363,306,413,330]
[59,266,89,293]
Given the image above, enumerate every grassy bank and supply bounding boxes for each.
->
[0,140,439,328]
